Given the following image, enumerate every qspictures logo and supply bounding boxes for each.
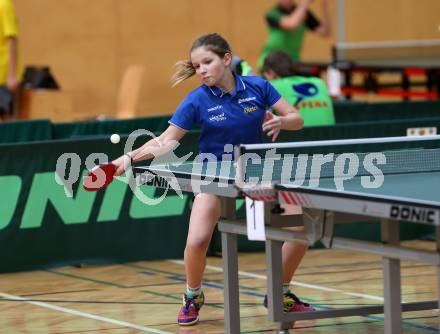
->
[54,131,388,206]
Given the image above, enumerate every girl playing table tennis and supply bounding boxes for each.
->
[112,33,313,326]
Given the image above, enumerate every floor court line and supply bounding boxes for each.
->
[126,263,260,291]
[168,259,387,302]
[0,292,173,334]
[46,269,127,288]
[0,298,180,305]
[22,288,99,298]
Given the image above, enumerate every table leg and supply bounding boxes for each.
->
[222,231,240,334]
[436,226,440,311]
[266,239,295,331]
[381,219,402,334]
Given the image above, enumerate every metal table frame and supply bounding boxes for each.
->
[218,198,440,334]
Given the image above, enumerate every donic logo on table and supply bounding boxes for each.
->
[390,205,438,224]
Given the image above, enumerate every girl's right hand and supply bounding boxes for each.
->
[112,154,132,177]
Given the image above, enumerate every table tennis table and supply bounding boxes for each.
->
[294,40,440,100]
[134,135,440,334]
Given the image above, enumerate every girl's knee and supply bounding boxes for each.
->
[185,237,211,253]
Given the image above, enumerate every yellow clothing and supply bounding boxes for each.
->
[0,0,21,85]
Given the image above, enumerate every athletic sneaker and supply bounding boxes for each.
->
[263,291,315,312]
[177,292,205,325]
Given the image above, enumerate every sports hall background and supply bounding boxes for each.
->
[15,0,440,120]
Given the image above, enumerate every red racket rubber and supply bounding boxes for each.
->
[83,163,116,191]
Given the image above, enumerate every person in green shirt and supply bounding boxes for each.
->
[258,0,331,69]
[262,50,335,126]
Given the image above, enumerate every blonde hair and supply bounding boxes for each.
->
[171,60,196,87]
[171,33,232,87]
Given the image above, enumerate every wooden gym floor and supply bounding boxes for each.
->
[0,240,439,333]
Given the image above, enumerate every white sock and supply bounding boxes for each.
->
[282,283,291,294]
[186,285,202,296]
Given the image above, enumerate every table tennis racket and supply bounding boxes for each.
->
[83,163,116,191]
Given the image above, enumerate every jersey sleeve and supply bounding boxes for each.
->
[264,79,282,108]
[0,1,18,37]
[265,8,283,29]
[168,97,198,131]
[305,10,320,31]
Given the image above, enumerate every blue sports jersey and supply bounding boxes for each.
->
[169,75,281,159]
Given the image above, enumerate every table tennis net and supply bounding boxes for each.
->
[240,148,440,185]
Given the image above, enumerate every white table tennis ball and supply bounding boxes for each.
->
[110,133,120,144]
